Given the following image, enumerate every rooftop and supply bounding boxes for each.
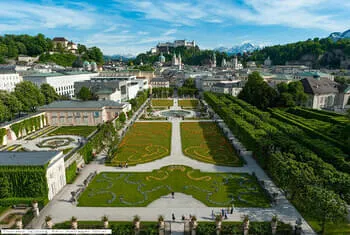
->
[0,151,60,166]
[301,77,339,95]
[40,100,126,109]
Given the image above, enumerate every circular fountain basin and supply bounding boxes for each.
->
[160,109,193,118]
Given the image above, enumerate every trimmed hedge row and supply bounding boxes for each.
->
[65,162,77,184]
[0,197,48,207]
[0,128,6,145]
[204,92,350,206]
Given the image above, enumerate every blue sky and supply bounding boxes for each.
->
[0,0,349,55]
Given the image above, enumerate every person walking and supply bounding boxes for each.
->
[171,192,175,199]
[211,210,214,220]
[172,213,175,221]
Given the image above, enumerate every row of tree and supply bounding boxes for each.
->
[204,92,349,234]
[151,87,174,98]
[0,81,59,123]
[238,72,307,110]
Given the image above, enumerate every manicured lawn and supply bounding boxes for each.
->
[48,126,96,137]
[110,122,171,165]
[62,147,73,154]
[78,166,270,207]
[151,99,173,107]
[179,99,199,108]
[181,122,243,166]
[307,219,350,235]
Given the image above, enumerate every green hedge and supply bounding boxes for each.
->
[0,128,6,145]
[65,162,77,184]
[0,166,48,202]
[10,114,45,137]
[0,197,48,207]
[79,122,118,164]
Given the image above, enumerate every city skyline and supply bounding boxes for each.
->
[0,0,350,55]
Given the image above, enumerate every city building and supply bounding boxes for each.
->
[75,75,148,102]
[0,151,66,201]
[150,78,170,88]
[18,55,40,64]
[301,77,340,109]
[211,80,243,97]
[23,72,98,98]
[294,71,334,81]
[52,37,78,54]
[156,40,196,53]
[0,72,23,92]
[40,100,131,126]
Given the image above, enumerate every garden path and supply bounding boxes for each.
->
[28,98,315,234]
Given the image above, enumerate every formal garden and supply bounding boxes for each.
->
[151,99,174,107]
[48,126,96,138]
[108,122,171,166]
[36,137,75,149]
[204,92,350,234]
[180,122,243,166]
[78,165,270,207]
[178,99,199,108]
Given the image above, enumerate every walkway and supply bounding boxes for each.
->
[29,98,315,234]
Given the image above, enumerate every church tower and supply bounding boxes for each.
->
[178,53,182,70]
[212,52,216,68]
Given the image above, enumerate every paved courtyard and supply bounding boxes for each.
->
[28,98,315,234]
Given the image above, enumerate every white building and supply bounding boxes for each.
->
[0,72,23,92]
[24,72,98,98]
[211,81,243,97]
[0,151,66,201]
[150,78,170,88]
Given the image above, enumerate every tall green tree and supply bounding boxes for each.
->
[40,83,59,104]
[305,186,348,234]
[0,177,10,199]
[77,86,93,101]
[238,71,277,110]
[0,91,22,119]
[14,81,45,112]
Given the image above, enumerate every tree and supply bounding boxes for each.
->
[305,186,348,234]
[76,86,93,101]
[0,91,22,119]
[14,81,45,112]
[0,101,10,122]
[118,112,126,123]
[238,72,277,110]
[40,83,59,104]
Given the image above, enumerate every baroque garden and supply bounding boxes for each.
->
[1,92,349,235]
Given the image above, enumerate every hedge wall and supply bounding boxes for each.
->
[0,166,48,199]
[10,114,45,137]
[65,162,77,184]
[0,128,6,145]
[0,197,48,207]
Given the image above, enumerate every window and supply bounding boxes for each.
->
[94,112,100,118]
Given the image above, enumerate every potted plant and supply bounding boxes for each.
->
[133,215,140,230]
[158,215,165,229]
[15,217,23,229]
[45,216,53,229]
[242,215,250,235]
[102,215,109,228]
[215,214,222,229]
[191,215,198,230]
[71,216,78,229]
[271,215,278,235]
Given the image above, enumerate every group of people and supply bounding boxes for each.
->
[212,205,235,220]
[171,213,195,221]
[118,162,128,168]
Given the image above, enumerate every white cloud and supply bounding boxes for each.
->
[163,29,177,36]
[0,1,95,31]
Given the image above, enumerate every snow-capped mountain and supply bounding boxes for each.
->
[104,54,135,61]
[214,43,262,55]
[328,29,350,41]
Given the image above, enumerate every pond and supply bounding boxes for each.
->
[160,110,192,117]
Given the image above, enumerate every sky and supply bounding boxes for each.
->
[0,0,349,56]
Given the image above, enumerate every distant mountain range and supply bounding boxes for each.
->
[328,29,350,41]
[214,43,263,55]
[104,54,135,61]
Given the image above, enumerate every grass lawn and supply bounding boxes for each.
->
[181,122,243,166]
[307,219,350,235]
[78,165,270,207]
[179,99,199,108]
[110,122,171,165]
[48,126,96,138]
[62,147,73,155]
[0,207,9,216]
[151,99,173,107]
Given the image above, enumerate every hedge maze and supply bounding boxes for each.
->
[78,165,270,207]
[180,122,243,166]
[111,122,171,166]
